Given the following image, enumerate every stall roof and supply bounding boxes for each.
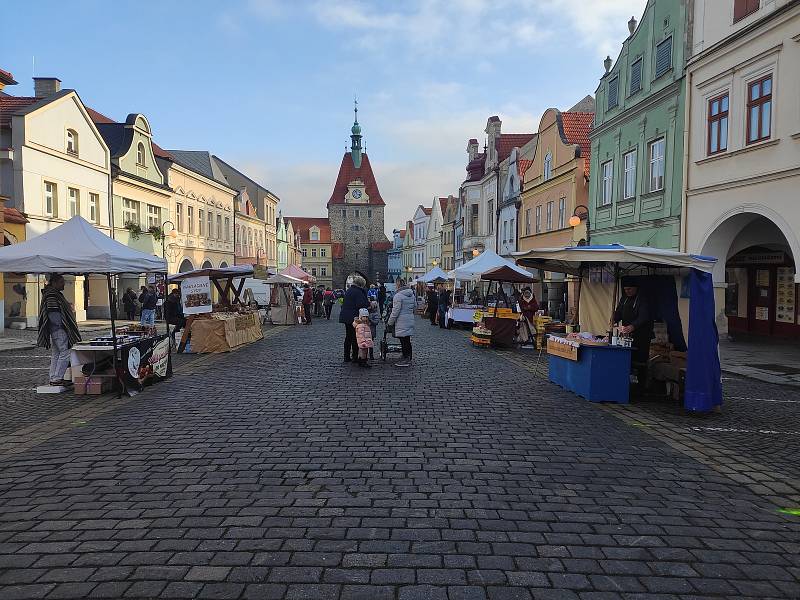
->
[449,248,533,281]
[420,266,450,283]
[481,265,537,283]
[265,273,304,285]
[169,265,253,282]
[513,244,717,275]
[280,264,314,282]
[0,216,167,274]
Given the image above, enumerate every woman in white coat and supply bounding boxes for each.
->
[387,278,416,367]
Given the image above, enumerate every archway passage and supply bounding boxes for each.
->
[702,213,797,338]
[178,259,194,273]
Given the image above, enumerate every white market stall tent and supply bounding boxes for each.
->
[448,248,533,282]
[420,266,450,283]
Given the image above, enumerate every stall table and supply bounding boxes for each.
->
[188,312,263,353]
[447,305,481,326]
[547,337,632,403]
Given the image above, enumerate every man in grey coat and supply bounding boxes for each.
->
[387,278,416,367]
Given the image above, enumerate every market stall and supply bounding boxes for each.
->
[266,272,304,325]
[280,264,314,283]
[514,244,722,412]
[169,265,263,353]
[0,216,169,395]
[419,266,449,284]
[470,265,537,348]
[447,249,534,327]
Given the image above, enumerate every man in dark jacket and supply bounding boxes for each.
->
[339,277,369,362]
[378,283,387,317]
[139,285,158,326]
[163,288,186,339]
[302,283,313,325]
[426,285,438,325]
[613,277,653,389]
[437,285,452,329]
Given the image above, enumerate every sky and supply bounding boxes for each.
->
[3,0,644,236]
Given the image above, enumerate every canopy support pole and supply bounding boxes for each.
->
[165,270,172,378]
[610,264,620,335]
[106,274,122,398]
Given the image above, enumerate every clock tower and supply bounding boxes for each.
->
[326,103,391,288]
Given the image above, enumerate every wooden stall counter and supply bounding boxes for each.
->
[189,312,263,353]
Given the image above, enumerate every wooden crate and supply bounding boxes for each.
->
[547,338,579,361]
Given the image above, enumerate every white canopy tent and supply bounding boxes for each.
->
[448,248,533,282]
[420,266,450,283]
[0,216,166,274]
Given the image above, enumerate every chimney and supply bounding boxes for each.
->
[628,16,637,35]
[467,138,479,161]
[33,77,61,98]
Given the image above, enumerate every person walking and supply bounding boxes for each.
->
[387,278,415,367]
[313,285,324,317]
[301,283,313,325]
[437,284,452,329]
[354,308,373,368]
[378,283,387,317]
[425,285,439,325]
[139,285,157,326]
[323,287,335,320]
[38,274,81,387]
[122,287,138,321]
[339,276,369,363]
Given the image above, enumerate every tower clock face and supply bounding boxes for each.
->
[352,189,362,199]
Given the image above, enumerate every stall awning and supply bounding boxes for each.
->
[448,248,533,281]
[169,265,253,282]
[0,216,167,274]
[420,266,450,283]
[513,244,717,275]
[280,264,314,282]
[481,265,537,283]
[265,273,304,285]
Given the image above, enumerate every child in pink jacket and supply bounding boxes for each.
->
[354,308,373,369]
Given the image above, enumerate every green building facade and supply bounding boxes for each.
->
[588,0,690,250]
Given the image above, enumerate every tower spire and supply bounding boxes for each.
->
[350,96,363,168]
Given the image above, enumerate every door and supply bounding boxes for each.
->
[748,267,772,335]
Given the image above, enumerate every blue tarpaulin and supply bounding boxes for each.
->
[685,270,723,412]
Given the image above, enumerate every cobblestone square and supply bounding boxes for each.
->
[0,312,799,599]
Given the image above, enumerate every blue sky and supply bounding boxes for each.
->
[3,0,644,233]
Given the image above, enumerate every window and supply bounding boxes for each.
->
[68,188,79,217]
[747,75,772,144]
[321,248,327,257]
[176,203,184,232]
[487,200,494,233]
[708,93,729,154]
[367,209,372,218]
[224,217,230,241]
[199,209,205,235]
[535,205,541,233]
[655,37,672,78]
[136,142,146,166]
[341,210,346,219]
[321,267,327,277]
[302,248,307,257]
[543,152,552,181]
[525,208,531,235]
[623,150,637,199]
[734,0,759,22]
[648,138,665,192]
[123,198,139,224]
[607,77,619,109]
[629,58,642,95]
[312,248,317,257]
[354,209,360,218]
[89,192,99,223]
[311,267,317,277]
[216,214,222,240]
[546,201,553,231]
[600,160,613,206]
[44,182,57,217]
[510,218,515,242]
[470,204,479,236]
[147,204,161,228]
[310,229,319,241]
[207,211,213,238]
[66,129,78,156]
[503,221,508,243]
[558,198,566,229]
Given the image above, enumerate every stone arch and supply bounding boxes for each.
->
[699,205,799,283]
[202,259,213,269]
[219,261,229,268]
[178,258,194,273]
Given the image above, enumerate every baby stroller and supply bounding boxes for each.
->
[379,304,403,362]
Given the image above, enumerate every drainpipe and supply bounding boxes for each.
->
[680,69,692,253]
[494,165,501,253]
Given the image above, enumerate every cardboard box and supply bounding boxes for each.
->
[73,373,116,395]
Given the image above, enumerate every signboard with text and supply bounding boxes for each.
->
[180,276,213,315]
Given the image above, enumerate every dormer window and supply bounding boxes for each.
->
[543,152,552,181]
[136,142,146,166]
[310,228,320,241]
[66,129,78,156]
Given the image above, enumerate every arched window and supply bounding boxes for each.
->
[66,129,78,155]
[543,152,552,181]
[136,142,146,166]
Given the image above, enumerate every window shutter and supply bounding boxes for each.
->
[655,37,672,78]
[629,59,642,95]
[607,77,619,109]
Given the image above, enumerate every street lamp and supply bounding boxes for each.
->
[569,205,590,246]
[472,248,480,257]
[160,220,178,259]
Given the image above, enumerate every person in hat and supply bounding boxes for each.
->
[613,277,654,383]
[354,307,373,368]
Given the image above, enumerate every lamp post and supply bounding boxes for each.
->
[160,220,177,260]
[569,205,590,246]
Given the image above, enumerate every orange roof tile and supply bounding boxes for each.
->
[284,216,331,244]
[496,133,536,162]
[2,206,28,224]
[560,112,593,177]
[328,152,384,206]
[0,95,38,127]
[517,159,534,179]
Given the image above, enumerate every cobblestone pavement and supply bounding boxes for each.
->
[0,310,799,600]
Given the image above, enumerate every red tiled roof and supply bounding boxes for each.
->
[328,152,384,206]
[465,153,485,182]
[560,112,593,177]
[85,107,173,159]
[2,206,28,224]
[406,220,414,240]
[496,133,536,163]
[422,207,432,216]
[517,159,534,179]
[438,197,448,215]
[0,68,17,85]
[0,95,38,127]
[285,216,331,244]
[371,241,392,251]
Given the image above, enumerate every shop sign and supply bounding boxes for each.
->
[755,306,769,321]
[729,251,786,265]
[181,276,212,315]
[122,335,172,394]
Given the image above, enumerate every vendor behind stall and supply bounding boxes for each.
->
[613,277,653,365]
[164,288,186,342]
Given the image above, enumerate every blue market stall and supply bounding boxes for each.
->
[514,244,722,413]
